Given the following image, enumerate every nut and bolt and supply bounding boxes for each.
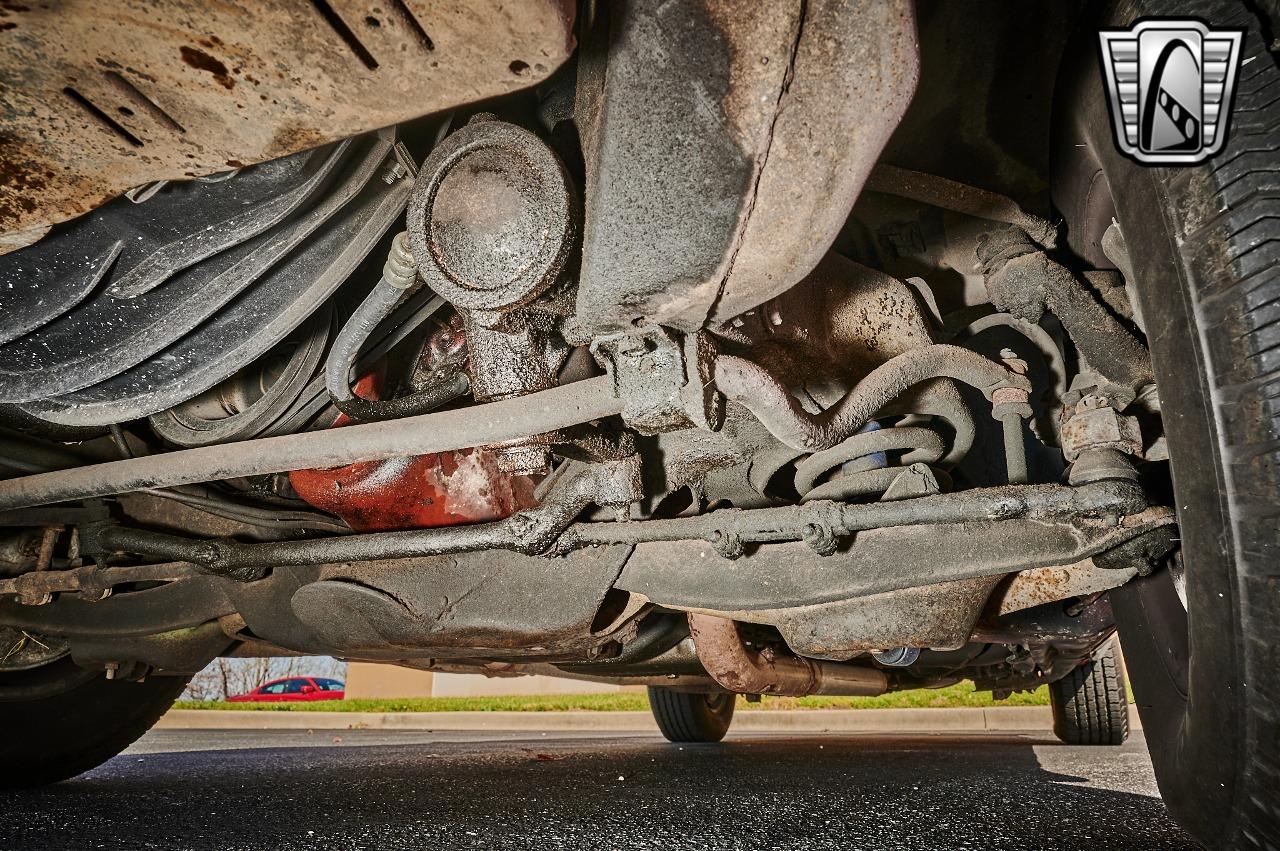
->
[999,348,1029,376]
[493,445,552,476]
[801,522,839,557]
[992,349,1033,421]
[1060,395,1143,462]
[710,529,745,560]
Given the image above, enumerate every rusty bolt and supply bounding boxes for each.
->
[998,348,1030,376]
[801,522,839,557]
[710,529,745,560]
[494,445,552,476]
[992,350,1033,423]
[1060,401,1142,461]
[992,386,1031,407]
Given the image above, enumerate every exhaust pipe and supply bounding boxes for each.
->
[687,614,888,697]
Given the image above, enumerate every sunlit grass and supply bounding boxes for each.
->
[173,682,1054,713]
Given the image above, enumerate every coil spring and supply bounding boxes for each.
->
[793,426,947,503]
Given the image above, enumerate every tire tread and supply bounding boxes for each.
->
[1050,639,1130,746]
[1157,2,1280,845]
[647,687,735,744]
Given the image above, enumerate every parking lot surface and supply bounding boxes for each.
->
[2,729,1196,850]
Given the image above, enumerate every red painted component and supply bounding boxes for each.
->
[289,449,540,532]
[289,363,539,532]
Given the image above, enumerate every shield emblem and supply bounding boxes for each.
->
[1098,19,1245,165]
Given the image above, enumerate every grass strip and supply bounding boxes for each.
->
[174,682,1055,713]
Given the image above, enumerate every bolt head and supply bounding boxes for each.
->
[494,446,552,476]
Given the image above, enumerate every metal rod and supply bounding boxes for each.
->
[95,479,1146,577]
[0,376,623,512]
[865,164,1057,248]
[1001,412,1029,485]
[563,479,1145,549]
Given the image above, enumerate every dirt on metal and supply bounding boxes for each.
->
[0,0,575,247]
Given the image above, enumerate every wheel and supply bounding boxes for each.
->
[0,657,189,788]
[647,686,736,743]
[1049,638,1130,746]
[1053,1,1279,846]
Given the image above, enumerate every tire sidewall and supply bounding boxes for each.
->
[1051,2,1255,842]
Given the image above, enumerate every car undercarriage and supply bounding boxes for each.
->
[1,1,1277,847]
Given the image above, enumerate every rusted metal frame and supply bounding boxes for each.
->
[89,513,546,580]
[564,479,1149,553]
[557,617,699,677]
[977,227,1153,400]
[741,576,1006,661]
[706,0,921,325]
[0,576,241,638]
[69,621,236,675]
[993,560,1139,617]
[574,0,919,335]
[687,613,888,697]
[863,164,1058,248]
[4,505,1167,658]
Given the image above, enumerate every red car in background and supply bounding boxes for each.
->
[226,677,345,703]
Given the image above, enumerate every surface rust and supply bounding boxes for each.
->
[288,449,540,532]
[0,0,575,245]
[995,559,1139,616]
[709,0,921,324]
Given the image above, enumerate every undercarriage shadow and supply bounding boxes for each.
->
[1,732,1195,850]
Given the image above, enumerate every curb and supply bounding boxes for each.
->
[155,706,1141,733]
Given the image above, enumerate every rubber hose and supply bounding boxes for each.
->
[325,233,470,423]
[716,344,1026,453]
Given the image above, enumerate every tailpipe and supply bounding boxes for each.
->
[687,614,888,697]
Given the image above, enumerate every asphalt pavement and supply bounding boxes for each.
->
[2,729,1196,850]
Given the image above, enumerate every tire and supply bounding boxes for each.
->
[1052,1,1279,847]
[1049,638,1130,746]
[647,687,736,743]
[0,659,189,788]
